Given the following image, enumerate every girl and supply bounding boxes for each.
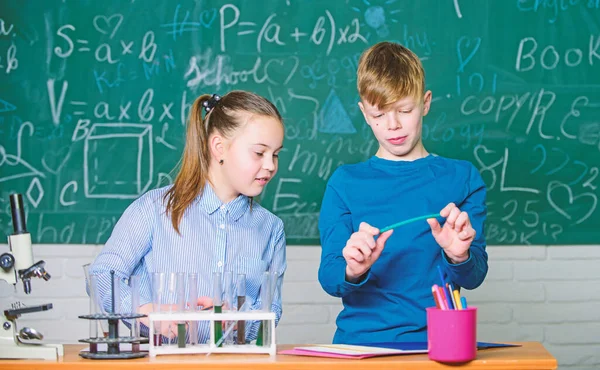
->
[89,90,286,344]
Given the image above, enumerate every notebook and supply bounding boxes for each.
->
[279,344,426,359]
[279,342,520,359]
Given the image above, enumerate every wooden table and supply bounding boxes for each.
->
[0,342,557,369]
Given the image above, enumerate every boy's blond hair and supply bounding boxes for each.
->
[357,42,425,108]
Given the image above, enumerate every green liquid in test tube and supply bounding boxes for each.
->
[256,271,274,346]
[175,272,186,348]
[151,272,165,346]
[223,271,235,345]
[188,273,199,345]
[166,273,178,345]
[236,274,246,345]
[213,272,223,347]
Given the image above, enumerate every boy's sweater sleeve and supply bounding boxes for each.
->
[318,171,370,297]
[442,164,489,289]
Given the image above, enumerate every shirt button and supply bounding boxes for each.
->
[220,205,226,210]
[219,224,225,229]
[217,261,223,267]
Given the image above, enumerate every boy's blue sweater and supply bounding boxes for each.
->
[318,154,488,344]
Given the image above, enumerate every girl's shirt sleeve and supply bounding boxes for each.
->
[89,195,154,314]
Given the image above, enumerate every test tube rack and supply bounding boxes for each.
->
[148,310,276,357]
[78,312,149,359]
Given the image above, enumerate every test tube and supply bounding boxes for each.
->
[82,264,98,340]
[256,271,270,346]
[223,271,235,345]
[111,271,120,315]
[213,272,223,347]
[223,271,235,310]
[188,273,199,345]
[129,275,141,339]
[176,272,186,348]
[86,269,109,338]
[257,271,279,346]
[166,273,178,345]
[108,270,120,350]
[151,272,165,346]
[236,274,246,345]
[266,271,279,346]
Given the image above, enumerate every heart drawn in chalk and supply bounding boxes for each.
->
[547,181,597,225]
[42,147,71,175]
[473,145,504,189]
[93,14,124,39]
[457,36,481,72]
[200,9,217,28]
[474,145,503,168]
[264,56,299,86]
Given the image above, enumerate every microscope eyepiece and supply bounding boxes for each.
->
[9,193,28,235]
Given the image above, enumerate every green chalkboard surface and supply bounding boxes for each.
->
[1,1,599,245]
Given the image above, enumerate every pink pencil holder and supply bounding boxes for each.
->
[427,307,477,363]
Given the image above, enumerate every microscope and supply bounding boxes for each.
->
[0,193,64,360]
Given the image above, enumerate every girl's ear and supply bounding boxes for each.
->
[209,133,226,162]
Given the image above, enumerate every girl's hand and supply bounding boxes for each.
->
[138,296,214,336]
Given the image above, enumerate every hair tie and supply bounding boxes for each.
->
[202,94,222,113]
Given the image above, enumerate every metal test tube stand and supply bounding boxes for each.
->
[78,270,148,359]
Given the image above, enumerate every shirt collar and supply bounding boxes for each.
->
[198,183,249,221]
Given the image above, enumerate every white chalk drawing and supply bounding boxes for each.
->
[453,0,463,18]
[0,18,15,36]
[70,100,88,117]
[59,180,78,206]
[26,177,44,208]
[41,146,71,175]
[93,14,123,39]
[84,123,153,199]
[155,122,176,150]
[0,121,46,183]
[155,172,173,188]
[47,79,68,125]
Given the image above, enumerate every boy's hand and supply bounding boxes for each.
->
[342,222,393,282]
[427,203,475,263]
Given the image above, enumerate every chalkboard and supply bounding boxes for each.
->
[1,1,599,245]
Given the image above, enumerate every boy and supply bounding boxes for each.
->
[318,42,488,344]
